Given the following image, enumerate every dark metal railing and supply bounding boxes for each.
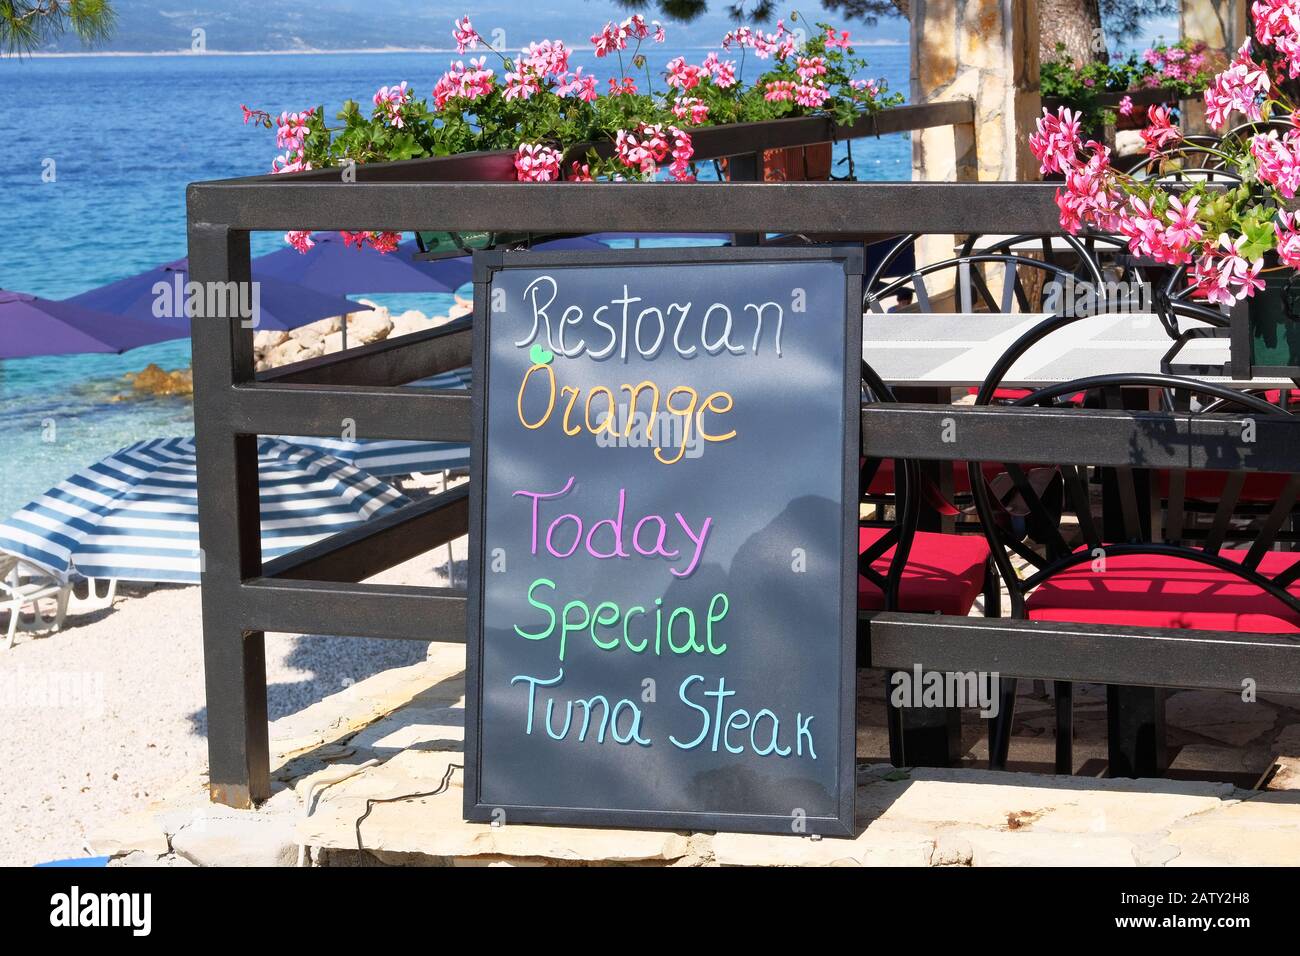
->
[187,103,1300,808]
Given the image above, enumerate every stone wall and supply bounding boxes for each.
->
[911,0,1041,278]
[1181,0,1248,133]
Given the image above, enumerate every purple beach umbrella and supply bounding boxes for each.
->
[251,234,473,294]
[584,232,731,245]
[0,290,175,359]
[67,258,361,337]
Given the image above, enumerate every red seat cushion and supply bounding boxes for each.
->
[1263,388,1300,406]
[1156,469,1292,504]
[858,526,989,616]
[863,458,978,497]
[966,386,1087,404]
[1026,549,1300,633]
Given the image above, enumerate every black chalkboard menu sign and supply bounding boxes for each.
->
[465,246,863,836]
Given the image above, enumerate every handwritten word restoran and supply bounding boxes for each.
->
[514,477,713,577]
[513,276,795,361]
[516,363,735,466]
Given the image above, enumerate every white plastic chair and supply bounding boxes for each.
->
[67,576,117,615]
[0,553,70,649]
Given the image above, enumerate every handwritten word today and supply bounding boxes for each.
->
[510,669,819,758]
[514,477,713,577]
[513,276,800,360]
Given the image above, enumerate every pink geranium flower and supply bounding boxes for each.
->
[271,150,311,174]
[666,56,705,91]
[1118,95,1134,117]
[373,82,410,128]
[795,82,831,108]
[825,27,851,50]
[514,143,563,182]
[1029,107,1084,175]
[1055,141,1122,233]
[452,16,480,53]
[795,56,827,81]
[340,231,401,254]
[521,40,570,79]
[667,126,694,182]
[764,80,795,103]
[555,68,598,102]
[1251,129,1300,197]
[1190,234,1266,305]
[1277,210,1300,268]
[615,124,670,175]
[1163,196,1205,252]
[503,70,541,101]
[591,21,628,57]
[671,96,710,125]
[1139,105,1182,156]
[285,231,315,254]
[275,110,314,151]
[623,14,651,40]
[702,51,736,88]
[433,58,494,109]
[1203,40,1270,129]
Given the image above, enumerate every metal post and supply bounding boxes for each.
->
[188,222,271,807]
[727,152,762,248]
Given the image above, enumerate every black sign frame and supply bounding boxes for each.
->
[464,245,864,837]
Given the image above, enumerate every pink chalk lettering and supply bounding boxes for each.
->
[514,476,576,555]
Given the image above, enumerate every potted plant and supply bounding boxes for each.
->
[1040,39,1219,144]
[1031,3,1300,376]
[241,12,901,253]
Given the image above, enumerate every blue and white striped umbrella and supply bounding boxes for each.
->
[283,365,473,477]
[0,437,408,584]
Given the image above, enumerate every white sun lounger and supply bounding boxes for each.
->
[1,552,70,648]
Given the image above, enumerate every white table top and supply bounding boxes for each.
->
[862,312,1295,389]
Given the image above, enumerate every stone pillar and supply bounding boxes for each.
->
[1181,0,1248,133]
[911,0,1040,269]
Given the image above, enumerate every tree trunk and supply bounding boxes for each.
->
[1039,0,1105,64]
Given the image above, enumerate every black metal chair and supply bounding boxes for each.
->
[959,232,1146,292]
[862,251,1101,531]
[967,367,1298,775]
[864,240,1104,314]
[859,360,1000,767]
[1119,133,1242,183]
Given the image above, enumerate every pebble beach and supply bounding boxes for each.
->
[0,480,464,867]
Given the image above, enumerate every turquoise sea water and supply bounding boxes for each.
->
[0,45,910,519]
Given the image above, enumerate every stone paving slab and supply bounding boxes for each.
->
[89,642,1300,866]
[297,749,692,863]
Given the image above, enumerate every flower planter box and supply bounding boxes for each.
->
[1236,267,1300,377]
[763,142,833,182]
[412,150,529,257]
[407,116,876,253]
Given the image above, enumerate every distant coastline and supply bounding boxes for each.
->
[14,39,908,58]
